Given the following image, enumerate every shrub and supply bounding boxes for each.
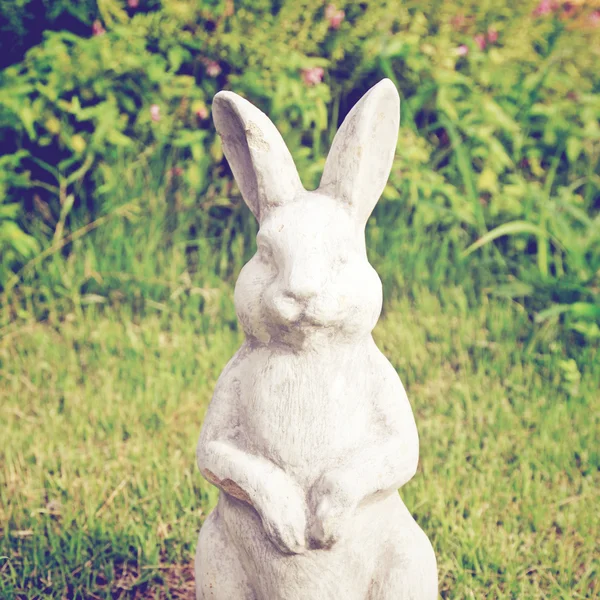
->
[0,0,98,68]
[0,0,380,289]
[1,0,599,340]
[374,0,600,338]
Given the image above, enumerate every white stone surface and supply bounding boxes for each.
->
[195,79,437,599]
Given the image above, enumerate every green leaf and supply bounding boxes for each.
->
[380,39,409,58]
[0,203,21,220]
[0,221,40,257]
[490,281,535,299]
[186,163,204,189]
[535,302,600,323]
[59,194,75,221]
[477,168,498,194]
[463,221,563,257]
[566,137,582,164]
[107,129,134,147]
[439,116,483,232]
[569,321,600,340]
[482,98,519,134]
[167,46,189,73]
[19,106,36,139]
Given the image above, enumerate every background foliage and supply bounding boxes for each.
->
[1,0,599,343]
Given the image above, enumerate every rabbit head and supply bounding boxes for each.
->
[212,79,400,348]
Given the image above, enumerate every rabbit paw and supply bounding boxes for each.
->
[259,484,308,555]
[309,470,356,549]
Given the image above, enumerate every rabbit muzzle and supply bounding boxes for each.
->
[269,292,306,324]
[267,286,341,330]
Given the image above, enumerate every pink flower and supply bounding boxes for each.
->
[92,20,105,36]
[450,13,475,31]
[590,10,600,27]
[474,33,486,50]
[128,0,139,7]
[195,106,209,120]
[204,60,221,77]
[170,166,184,178]
[456,44,469,57]
[224,0,234,17]
[487,27,498,43]
[451,14,466,29]
[150,104,160,122]
[301,67,325,86]
[532,0,557,17]
[325,4,345,30]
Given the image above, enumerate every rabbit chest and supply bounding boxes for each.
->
[238,346,374,479]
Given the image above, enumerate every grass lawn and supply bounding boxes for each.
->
[1,286,598,598]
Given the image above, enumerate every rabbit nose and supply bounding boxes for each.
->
[284,285,318,302]
[284,272,320,301]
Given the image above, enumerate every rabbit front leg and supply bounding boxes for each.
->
[309,437,418,548]
[198,439,308,555]
[307,464,357,549]
[309,388,419,549]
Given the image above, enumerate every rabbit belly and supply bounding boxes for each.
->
[240,351,373,479]
[218,493,405,600]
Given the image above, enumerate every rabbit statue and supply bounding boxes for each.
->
[195,79,437,600]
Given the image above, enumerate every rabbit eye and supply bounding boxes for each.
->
[257,241,273,262]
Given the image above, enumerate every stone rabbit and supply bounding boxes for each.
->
[195,79,437,599]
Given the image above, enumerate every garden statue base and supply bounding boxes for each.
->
[195,79,437,599]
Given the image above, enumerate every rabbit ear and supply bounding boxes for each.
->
[318,79,400,225]
[212,91,303,221]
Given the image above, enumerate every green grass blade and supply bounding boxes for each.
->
[462,220,564,258]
